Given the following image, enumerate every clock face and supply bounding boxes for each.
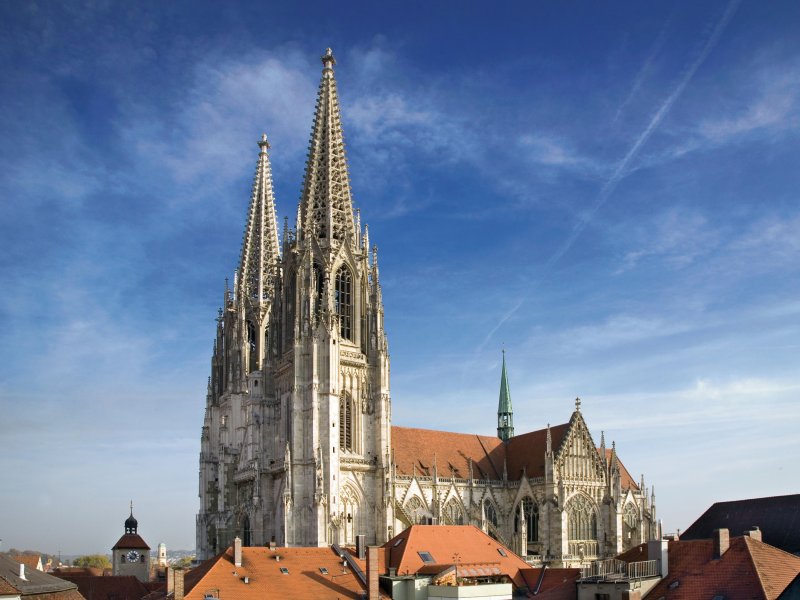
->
[126,550,140,562]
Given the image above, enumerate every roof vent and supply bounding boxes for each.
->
[242,577,249,584]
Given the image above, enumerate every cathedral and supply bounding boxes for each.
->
[196,49,657,567]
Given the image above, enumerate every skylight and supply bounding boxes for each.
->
[393,538,404,547]
[319,567,329,575]
[417,551,435,564]
[279,567,289,575]
[497,548,507,557]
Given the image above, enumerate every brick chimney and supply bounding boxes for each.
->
[367,546,380,600]
[745,526,762,542]
[174,568,185,600]
[234,536,242,567]
[166,567,174,595]
[713,528,729,558]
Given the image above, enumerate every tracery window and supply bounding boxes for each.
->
[567,494,598,541]
[339,392,353,452]
[484,500,498,527]
[335,265,353,341]
[444,499,464,525]
[515,497,538,542]
[623,502,638,548]
[405,496,426,524]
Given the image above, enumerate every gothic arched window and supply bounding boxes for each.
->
[567,494,598,541]
[623,502,638,548]
[515,497,538,542]
[405,496,426,524]
[444,499,464,525]
[339,392,353,452]
[484,500,498,527]
[335,265,353,341]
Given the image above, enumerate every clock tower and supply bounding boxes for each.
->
[112,503,151,582]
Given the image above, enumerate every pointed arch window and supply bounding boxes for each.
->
[484,500,498,527]
[567,494,598,541]
[339,392,353,452]
[444,499,464,525]
[623,502,638,549]
[335,265,353,341]
[515,497,538,543]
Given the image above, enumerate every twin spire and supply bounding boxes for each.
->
[297,48,356,245]
[237,133,280,304]
[237,48,356,303]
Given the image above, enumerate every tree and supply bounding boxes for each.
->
[72,555,111,569]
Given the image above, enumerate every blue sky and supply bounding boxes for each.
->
[1,1,799,555]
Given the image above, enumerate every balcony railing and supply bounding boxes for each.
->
[579,559,658,581]
[568,540,598,559]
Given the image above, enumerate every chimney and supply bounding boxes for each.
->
[166,567,174,595]
[367,546,380,600]
[19,563,27,581]
[356,535,366,560]
[648,539,669,577]
[713,528,729,558]
[174,569,185,600]
[745,526,762,542]
[234,536,242,567]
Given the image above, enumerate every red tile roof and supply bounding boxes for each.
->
[14,556,42,571]
[112,534,150,551]
[392,426,505,480]
[57,575,149,600]
[602,449,639,491]
[392,423,640,490]
[382,525,530,587]
[183,545,380,600]
[505,423,569,479]
[634,536,800,600]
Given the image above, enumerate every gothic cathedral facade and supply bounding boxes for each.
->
[197,49,657,566]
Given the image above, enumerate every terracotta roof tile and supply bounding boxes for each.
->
[57,575,149,600]
[382,525,529,587]
[112,534,150,551]
[14,556,42,571]
[392,426,505,480]
[506,423,569,479]
[637,536,800,600]
[602,449,639,490]
[184,545,378,600]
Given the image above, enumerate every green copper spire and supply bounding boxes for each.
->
[497,350,514,441]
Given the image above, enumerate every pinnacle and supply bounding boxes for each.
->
[321,47,336,69]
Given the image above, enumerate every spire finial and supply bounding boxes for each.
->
[130,500,133,516]
[321,47,336,69]
[575,397,581,412]
[258,133,270,151]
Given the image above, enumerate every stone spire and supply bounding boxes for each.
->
[237,134,281,304]
[297,48,356,246]
[497,350,514,441]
